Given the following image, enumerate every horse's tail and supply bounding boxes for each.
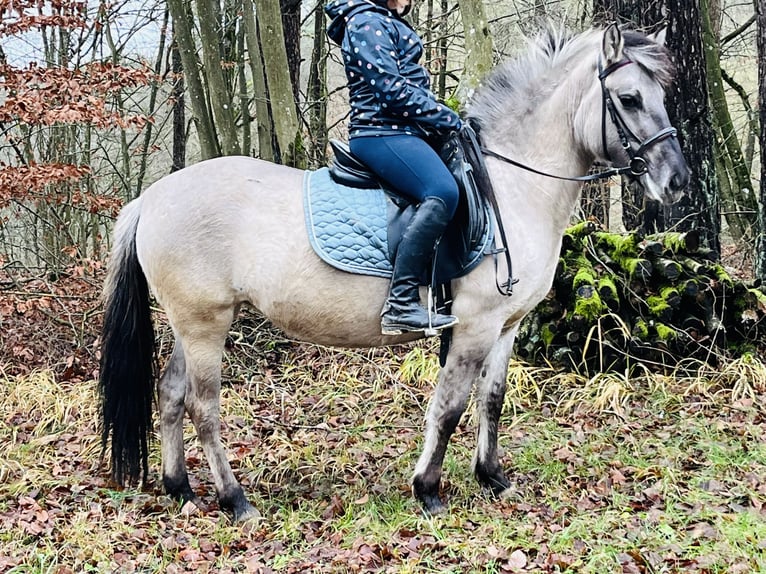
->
[99,197,157,486]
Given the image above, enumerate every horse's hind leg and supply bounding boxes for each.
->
[473,327,517,496]
[158,341,199,504]
[177,307,260,522]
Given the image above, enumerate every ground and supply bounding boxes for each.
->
[1,270,765,573]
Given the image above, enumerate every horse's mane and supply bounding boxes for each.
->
[466,26,673,132]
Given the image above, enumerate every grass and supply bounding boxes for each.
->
[1,342,766,573]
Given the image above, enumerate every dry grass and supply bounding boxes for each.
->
[2,342,766,572]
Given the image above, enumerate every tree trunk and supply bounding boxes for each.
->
[701,0,756,243]
[437,0,449,100]
[237,11,252,156]
[136,8,170,195]
[644,0,721,256]
[167,0,219,159]
[171,40,186,172]
[195,0,241,155]
[254,0,303,166]
[281,0,302,107]
[243,0,275,161]
[757,0,766,283]
[306,1,328,168]
[456,0,493,103]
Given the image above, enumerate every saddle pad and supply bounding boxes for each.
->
[304,167,393,278]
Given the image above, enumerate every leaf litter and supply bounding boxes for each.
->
[1,270,766,572]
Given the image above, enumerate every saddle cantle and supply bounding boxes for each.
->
[314,138,493,285]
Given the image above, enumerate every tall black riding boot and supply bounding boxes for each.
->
[381,197,459,335]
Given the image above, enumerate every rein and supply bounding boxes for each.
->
[479,57,678,184]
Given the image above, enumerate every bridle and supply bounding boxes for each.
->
[598,58,677,179]
[479,56,678,183]
[473,53,680,297]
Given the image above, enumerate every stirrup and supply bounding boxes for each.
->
[381,314,459,337]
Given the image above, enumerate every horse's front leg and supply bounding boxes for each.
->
[412,338,492,514]
[473,326,517,496]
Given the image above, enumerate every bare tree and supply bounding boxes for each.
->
[166,0,219,159]
[757,0,766,283]
[626,0,722,254]
[702,0,756,243]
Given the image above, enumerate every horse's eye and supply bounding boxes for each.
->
[618,93,642,110]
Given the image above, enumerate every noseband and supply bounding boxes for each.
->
[598,58,677,178]
[479,55,678,183]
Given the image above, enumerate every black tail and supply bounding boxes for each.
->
[99,201,157,486]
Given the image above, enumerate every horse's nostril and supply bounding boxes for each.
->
[670,169,690,192]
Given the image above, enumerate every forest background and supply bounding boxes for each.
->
[2,0,766,572]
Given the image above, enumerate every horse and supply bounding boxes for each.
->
[99,23,689,520]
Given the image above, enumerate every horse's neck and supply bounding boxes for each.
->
[485,97,592,235]
[480,69,598,291]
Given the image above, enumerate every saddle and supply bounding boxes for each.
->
[326,129,493,286]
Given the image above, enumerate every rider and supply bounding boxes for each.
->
[325,0,462,336]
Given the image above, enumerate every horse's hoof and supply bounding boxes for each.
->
[421,494,447,516]
[233,503,262,523]
[412,478,447,515]
[475,466,511,497]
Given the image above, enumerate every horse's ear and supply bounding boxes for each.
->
[601,22,624,65]
[649,27,667,47]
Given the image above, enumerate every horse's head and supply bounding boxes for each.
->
[592,24,690,205]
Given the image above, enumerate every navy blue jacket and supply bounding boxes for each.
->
[325,0,461,140]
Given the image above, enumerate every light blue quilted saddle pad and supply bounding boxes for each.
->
[303,167,393,278]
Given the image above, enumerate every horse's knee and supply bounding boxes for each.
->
[431,402,465,436]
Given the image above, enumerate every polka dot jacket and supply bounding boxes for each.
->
[325,0,461,140]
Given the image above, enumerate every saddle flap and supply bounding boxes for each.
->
[439,130,491,254]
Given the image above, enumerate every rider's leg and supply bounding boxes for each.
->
[349,135,459,335]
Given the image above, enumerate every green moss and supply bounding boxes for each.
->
[566,221,596,238]
[647,295,671,317]
[623,257,648,279]
[595,231,640,259]
[712,264,734,287]
[541,323,556,347]
[574,289,604,321]
[659,286,679,300]
[597,276,618,301]
[655,322,677,341]
[656,232,687,254]
[573,266,596,288]
[444,96,461,112]
[633,318,649,339]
